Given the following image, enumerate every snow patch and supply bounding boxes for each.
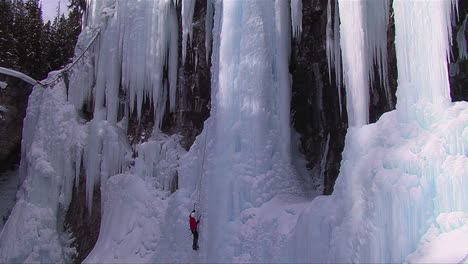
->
[0,67,37,86]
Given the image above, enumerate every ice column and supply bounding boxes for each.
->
[338,0,391,126]
[205,0,294,260]
[393,0,454,124]
[338,0,369,127]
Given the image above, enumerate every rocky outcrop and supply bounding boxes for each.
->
[0,74,32,172]
[450,1,468,102]
[65,168,101,264]
[290,0,346,195]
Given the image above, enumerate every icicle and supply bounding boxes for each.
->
[333,0,342,116]
[326,0,334,83]
[364,0,391,101]
[457,16,467,60]
[338,0,369,127]
[205,0,214,65]
[168,1,178,112]
[326,0,342,117]
[276,0,292,159]
[394,0,454,124]
[195,49,199,72]
[182,0,196,65]
[290,0,302,40]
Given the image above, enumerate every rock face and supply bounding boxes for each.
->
[65,168,101,264]
[450,1,468,102]
[0,74,32,172]
[162,0,211,150]
[290,0,347,195]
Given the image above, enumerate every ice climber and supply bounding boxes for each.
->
[189,210,200,250]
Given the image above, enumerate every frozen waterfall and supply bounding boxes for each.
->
[0,0,466,263]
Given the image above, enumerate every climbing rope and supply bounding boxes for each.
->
[38,28,101,87]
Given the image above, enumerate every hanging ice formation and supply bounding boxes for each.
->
[292,0,466,263]
[327,0,391,126]
[1,0,467,263]
[69,0,181,210]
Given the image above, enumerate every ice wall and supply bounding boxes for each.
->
[76,0,179,125]
[394,0,453,124]
[0,80,84,263]
[2,0,466,263]
[200,1,301,261]
[69,0,180,208]
[291,0,467,262]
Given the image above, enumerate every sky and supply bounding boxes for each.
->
[41,0,69,23]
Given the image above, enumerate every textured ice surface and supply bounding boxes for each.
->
[1,0,466,263]
[0,80,83,263]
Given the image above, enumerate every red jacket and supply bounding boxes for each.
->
[189,215,198,230]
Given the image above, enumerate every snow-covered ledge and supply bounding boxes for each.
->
[0,67,37,86]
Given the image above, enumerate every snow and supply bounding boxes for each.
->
[290,102,468,262]
[1,0,466,263]
[406,212,468,263]
[0,67,37,86]
[85,173,168,263]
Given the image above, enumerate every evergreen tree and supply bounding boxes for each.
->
[12,0,28,73]
[41,20,53,72]
[23,0,45,78]
[1,0,83,80]
[65,4,82,59]
[49,14,68,70]
[0,0,19,69]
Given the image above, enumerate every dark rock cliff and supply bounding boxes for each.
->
[0,74,32,172]
[450,1,468,102]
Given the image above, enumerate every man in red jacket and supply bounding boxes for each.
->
[189,210,200,250]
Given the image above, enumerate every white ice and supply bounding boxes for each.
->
[1,0,466,263]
